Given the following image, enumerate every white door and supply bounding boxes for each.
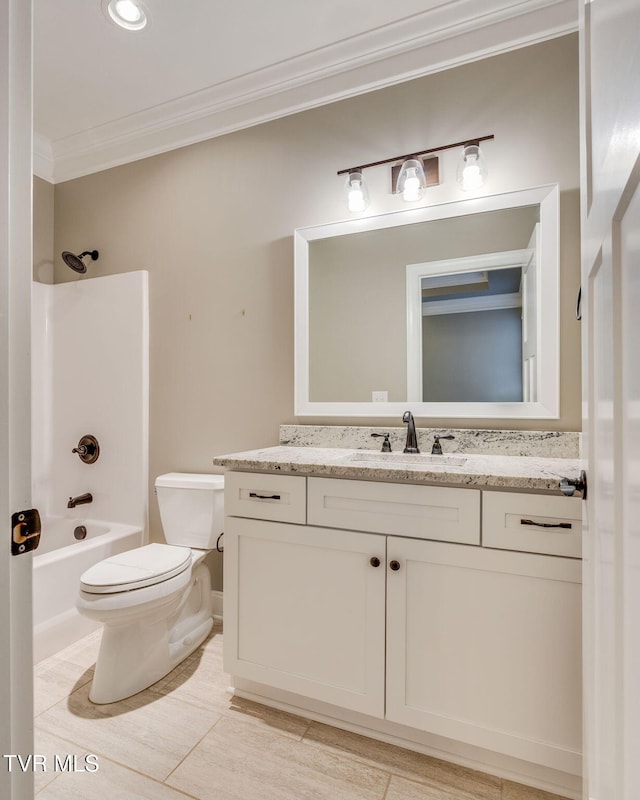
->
[0,1,34,799]
[580,2,640,798]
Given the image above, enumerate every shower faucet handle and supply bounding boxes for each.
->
[72,435,100,464]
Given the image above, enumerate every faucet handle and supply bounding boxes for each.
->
[371,433,392,452]
[432,434,455,455]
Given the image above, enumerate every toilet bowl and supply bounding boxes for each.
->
[76,472,224,704]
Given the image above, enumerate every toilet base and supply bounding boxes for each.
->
[88,563,213,704]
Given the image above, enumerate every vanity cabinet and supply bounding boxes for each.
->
[223,471,582,777]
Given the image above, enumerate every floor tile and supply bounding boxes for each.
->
[34,657,94,717]
[166,714,390,800]
[35,753,195,799]
[32,729,72,795]
[386,774,485,800]
[36,681,221,781]
[502,780,571,800]
[303,722,501,800]
[148,631,310,739]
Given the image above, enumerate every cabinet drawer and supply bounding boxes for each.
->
[308,477,480,544]
[225,472,306,523]
[482,491,582,557]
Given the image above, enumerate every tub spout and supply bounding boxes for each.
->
[68,492,93,509]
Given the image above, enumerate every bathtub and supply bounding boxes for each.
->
[33,517,144,663]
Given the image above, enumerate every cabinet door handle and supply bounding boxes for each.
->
[389,560,401,571]
[249,492,281,500]
[520,518,572,529]
[369,556,381,568]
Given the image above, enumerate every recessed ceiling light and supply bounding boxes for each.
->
[105,0,148,31]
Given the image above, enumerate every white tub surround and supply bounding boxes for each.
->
[31,273,149,660]
[213,445,582,494]
[33,518,143,662]
[217,445,583,799]
[279,424,580,459]
[32,273,149,527]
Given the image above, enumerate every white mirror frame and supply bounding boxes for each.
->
[294,184,559,419]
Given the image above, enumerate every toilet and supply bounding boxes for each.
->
[76,472,224,704]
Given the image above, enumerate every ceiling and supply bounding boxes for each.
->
[34,0,577,183]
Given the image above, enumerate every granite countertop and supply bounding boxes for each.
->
[212,445,584,494]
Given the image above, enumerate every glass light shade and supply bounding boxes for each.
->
[107,0,148,30]
[345,171,370,213]
[396,158,426,202]
[457,144,488,191]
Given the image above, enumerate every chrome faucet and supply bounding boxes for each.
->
[431,434,455,455]
[402,411,420,453]
[67,492,93,509]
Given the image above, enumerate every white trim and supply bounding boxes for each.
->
[1,0,34,797]
[421,292,522,316]
[41,1,577,182]
[407,248,531,398]
[33,133,54,183]
[295,184,560,419]
[211,589,223,620]
[420,270,489,290]
[408,249,532,277]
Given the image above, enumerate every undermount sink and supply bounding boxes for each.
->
[343,451,468,468]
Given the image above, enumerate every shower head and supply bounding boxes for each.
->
[61,249,99,273]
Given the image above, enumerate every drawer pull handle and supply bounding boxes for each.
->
[249,492,281,501]
[389,560,401,571]
[369,556,381,568]
[520,518,572,529]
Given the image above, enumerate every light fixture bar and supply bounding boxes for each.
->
[337,134,494,176]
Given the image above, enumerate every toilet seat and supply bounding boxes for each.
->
[80,543,192,594]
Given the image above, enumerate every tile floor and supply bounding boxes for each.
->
[33,621,571,800]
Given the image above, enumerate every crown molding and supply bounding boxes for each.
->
[41,0,577,183]
[33,134,54,183]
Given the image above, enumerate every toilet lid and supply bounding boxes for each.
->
[80,543,192,594]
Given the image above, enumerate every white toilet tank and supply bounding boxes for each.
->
[155,473,224,550]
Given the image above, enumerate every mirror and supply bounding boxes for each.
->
[294,184,559,419]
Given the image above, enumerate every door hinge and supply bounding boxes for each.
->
[11,509,41,555]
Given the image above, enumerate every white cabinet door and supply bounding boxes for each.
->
[385,538,582,775]
[224,516,386,716]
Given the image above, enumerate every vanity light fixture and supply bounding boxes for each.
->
[337,134,494,212]
[105,0,148,30]
[345,171,370,213]
[396,158,427,202]
[457,143,488,191]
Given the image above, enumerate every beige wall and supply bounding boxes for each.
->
[52,36,581,588]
